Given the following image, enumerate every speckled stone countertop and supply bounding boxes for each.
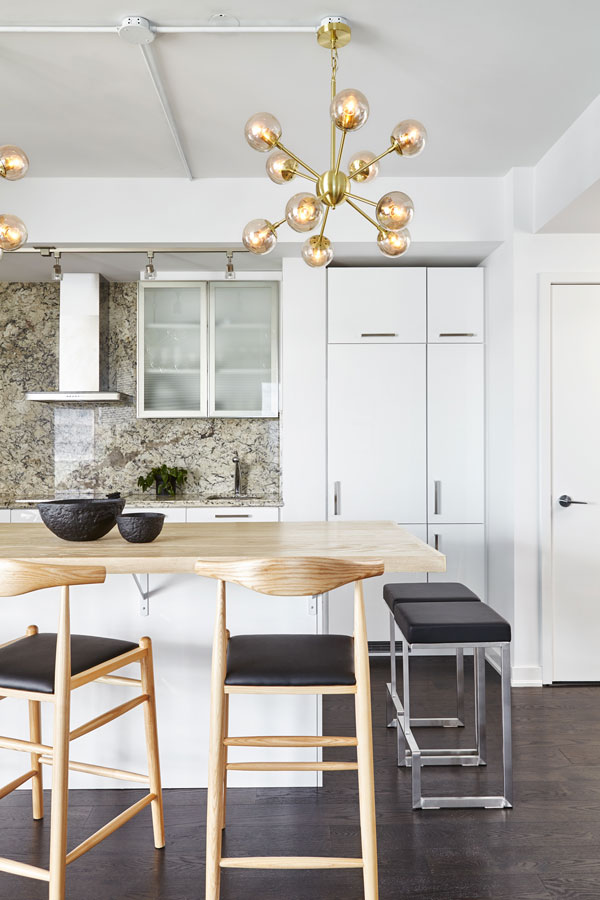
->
[1,494,283,509]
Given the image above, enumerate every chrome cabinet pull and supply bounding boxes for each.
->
[434,480,441,515]
[360,332,398,337]
[439,332,476,337]
[214,514,251,518]
[334,481,341,516]
[434,534,440,551]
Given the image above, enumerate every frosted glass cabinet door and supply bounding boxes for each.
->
[138,283,207,417]
[209,282,279,417]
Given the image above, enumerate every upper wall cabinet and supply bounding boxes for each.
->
[328,268,426,343]
[138,281,279,418]
[427,268,484,343]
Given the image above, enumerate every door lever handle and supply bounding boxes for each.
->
[558,494,589,508]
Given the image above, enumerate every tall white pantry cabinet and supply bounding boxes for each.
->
[327,267,485,641]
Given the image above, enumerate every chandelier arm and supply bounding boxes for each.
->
[319,206,330,241]
[275,141,320,180]
[349,143,396,180]
[272,218,287,230]
[345,197,384,233]
[334,130,346,178]
[330,45,338,171]
[345,190,378,207]
[295,170,318,184]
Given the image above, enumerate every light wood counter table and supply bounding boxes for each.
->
[0,521,445,575]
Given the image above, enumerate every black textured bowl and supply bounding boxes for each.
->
[116,513,165,543]
[38,498,126,542]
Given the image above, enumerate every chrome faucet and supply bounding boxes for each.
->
[233,452,242,497]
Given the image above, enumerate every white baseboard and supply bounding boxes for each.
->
[485,650,543,686]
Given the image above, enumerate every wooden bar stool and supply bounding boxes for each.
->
[196,556,384,900]
[0,559,165,900]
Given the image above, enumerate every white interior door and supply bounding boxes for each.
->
[551,284,600,681]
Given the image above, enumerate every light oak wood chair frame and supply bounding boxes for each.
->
[0,559,165,900]
[196,556,385,900]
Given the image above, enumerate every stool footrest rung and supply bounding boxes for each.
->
[417,796,512,810]
[0,856,49,882]
[65,793,156,865]
[224,735,358,748]
[226,761,358,772]
[220,856,364,869]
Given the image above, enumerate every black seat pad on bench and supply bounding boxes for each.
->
[0,633,138,694]
[384,582,480,613]
[392,601,511,645]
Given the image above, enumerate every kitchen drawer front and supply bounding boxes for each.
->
[328,268,426,343]
[11,509,42,523]
[427,268,484,343]
[0,510,10,523]
[186,507,279,522]
[125,507,187,523]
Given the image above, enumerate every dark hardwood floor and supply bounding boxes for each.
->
[1,656,599,899]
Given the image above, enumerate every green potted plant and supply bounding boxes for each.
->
[137,465,188,498]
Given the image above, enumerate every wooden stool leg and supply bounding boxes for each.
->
[206,581,227,900]
[49,587,71,900]
[221,692,229,830]
[140,636,165,849]
[354,581,379,900]
[26,625,44,820]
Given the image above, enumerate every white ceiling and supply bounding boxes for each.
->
[1,0,600,179]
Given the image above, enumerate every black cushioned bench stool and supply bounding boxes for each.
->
[385,583,481,735]
[392,598,512,810]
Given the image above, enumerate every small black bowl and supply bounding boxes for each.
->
[38,498,126,542]
[117,512,165,543]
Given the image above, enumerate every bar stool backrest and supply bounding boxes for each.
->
[0,559,106,597]
[194,556,384,596]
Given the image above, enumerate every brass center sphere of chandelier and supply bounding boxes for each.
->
[242,17,428,268]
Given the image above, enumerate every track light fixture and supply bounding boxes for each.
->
[225,250,235,280]
[144,251,156,280]
[52,251,62,281]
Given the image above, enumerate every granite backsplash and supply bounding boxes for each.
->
[0,282,280,502]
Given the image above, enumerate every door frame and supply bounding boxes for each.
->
[539,273,600,684]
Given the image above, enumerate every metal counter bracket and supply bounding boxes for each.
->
[132,574,150,616]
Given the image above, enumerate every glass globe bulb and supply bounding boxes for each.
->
[391,120,427,157]
[330,89,369,132]
[302,235,333,268]
[348,150,379,183]
[242,218,277,255]
[377,228,411,257]
[244,113,282,152]
[285,193,323,233]
[376,191,414,231]
[0,214,27,250]
[0,145,29,181]
[266,150,297,184]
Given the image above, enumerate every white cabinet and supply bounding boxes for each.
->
[328,268,426,343]
[328,344,426,523]
[428,344,484,524]
[0,510,9,523]
[186,507,279,522]
[329,525,428,638]
[209,282,279,417]
[427,268,484,343]
[11,509,42,523]
[427,524,486,600]
[126,506,187,522]
[138,281,279,418]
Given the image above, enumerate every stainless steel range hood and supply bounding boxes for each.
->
[27,273,127,402]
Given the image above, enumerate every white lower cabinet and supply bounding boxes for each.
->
[427,524,486,600]
[0,510,10,523]
[186,507,279,522]
[329,524,428,641]
[126,506,187,522]
[10,509,42,523]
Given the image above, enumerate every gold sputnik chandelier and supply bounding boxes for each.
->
[242,17,427,267]
[0,144,29,254]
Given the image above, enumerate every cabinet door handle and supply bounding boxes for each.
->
[214,514,251,518]
[334,481,341,516]
[434,480,442,515]
[439,332,476,337]
[434,533,440,551]
[360,332,398,337]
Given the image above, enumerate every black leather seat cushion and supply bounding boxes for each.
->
[384,582,480,612]
[0,633,139,694]
[392,601,511,645]
[225,634,355,687]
